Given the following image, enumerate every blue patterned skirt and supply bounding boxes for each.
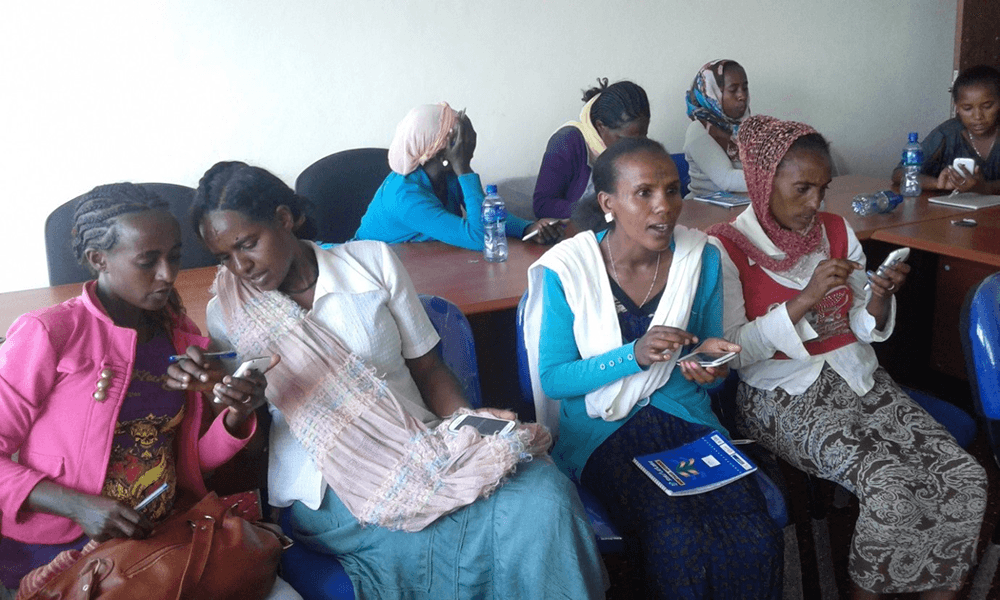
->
[581,406,783,600]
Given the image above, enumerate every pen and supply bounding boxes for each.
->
[135,482,169,511]
[168,350,238,363]
[521,219,568,241]
[948,188,961,198]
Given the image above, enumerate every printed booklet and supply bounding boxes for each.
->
[691,190,751,208]
[632,431,756,496]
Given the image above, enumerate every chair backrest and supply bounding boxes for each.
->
[419,294,484,409]
[961,272,1000,420]
[295,148,391,244]
[670,152,691,199]
[44,183,218,286]
[514,292,537,422]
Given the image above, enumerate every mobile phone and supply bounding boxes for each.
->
[952,157,975,175]
[447,414,516,436]
[875,247,910,277]
[675,350,737,368]
[233,356,272,378]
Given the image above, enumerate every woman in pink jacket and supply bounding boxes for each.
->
[0,183,290,595]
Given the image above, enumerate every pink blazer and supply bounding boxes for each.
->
[0,281,255,544]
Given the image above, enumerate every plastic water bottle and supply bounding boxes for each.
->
[852,190,904,216]
[482,185,507,263]
[901,132,924,197]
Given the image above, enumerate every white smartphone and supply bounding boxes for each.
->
[233,356,272,378]
[875,247,910,277]
[952,157,976,175]
[447,414,516,436]
[675,350,737,368]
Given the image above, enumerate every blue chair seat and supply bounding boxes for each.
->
[280,510,354,600]
[901,386,977,449]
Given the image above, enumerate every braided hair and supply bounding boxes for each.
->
[71,182,185,323]
[583,79,650,130]
[191,162,317,240]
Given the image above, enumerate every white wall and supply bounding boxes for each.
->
[0,0,957,293]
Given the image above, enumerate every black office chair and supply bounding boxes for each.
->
[44,183,218,286]
[294,148,391,244]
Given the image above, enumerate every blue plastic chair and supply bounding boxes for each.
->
[670,152,691,199]
[962,272,1000,466]
[279,295,482,600]
[514,292,788,536]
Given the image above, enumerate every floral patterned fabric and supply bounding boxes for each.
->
[737,364,987,593]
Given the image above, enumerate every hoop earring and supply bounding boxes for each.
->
[604,212,614,223]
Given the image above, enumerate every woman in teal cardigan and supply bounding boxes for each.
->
[355,103,562,249]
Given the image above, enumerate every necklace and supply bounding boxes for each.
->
[606,236,662,307]
[284,257,319,295]
[966,130,996,160]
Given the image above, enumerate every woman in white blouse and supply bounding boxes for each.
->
[708,115,986,600]
[683,59,750,199]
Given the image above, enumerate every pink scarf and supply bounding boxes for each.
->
[212,268,549,532]
[387,103,458,176]
[707,115,824,272]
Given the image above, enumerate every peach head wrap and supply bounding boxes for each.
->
[387,103,459,176]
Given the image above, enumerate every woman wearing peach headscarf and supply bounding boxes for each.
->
[356,103,562,249]
[708,115,986,600]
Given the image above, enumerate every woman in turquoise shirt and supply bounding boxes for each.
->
[355,103,562,249]
[524,138,781,599]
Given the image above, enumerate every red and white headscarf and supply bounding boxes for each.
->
[707,115,825,272]
[387,102,458,176]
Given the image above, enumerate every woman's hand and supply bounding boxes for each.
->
[634,326,699,368]
[213,355,281,435]
[867,262,910,299]
[677,338,741,385]
[522,219,566,245]
[165,346,227,393]
[785,258,862,324]
[27,481,152,543]
[937,164,984,193]
[443,112,476,176]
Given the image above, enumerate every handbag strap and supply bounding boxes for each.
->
[175,514,216,600]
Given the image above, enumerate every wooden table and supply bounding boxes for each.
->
[871,205,1000,268]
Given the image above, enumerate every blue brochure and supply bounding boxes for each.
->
[632,431,757,496]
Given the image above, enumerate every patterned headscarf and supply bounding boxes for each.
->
[685,59,750,137]
[707,115,825,272]
[387,103,459,176]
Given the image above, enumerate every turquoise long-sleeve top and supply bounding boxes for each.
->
[538,236,727,481]
[354,168,531,251]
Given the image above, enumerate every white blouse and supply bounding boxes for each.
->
[709,208,896,396]
[207,240,440,509]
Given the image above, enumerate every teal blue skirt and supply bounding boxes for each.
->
[288,458,605,599]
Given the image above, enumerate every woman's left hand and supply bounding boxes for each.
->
[676,338,741,385]
[867,262,910,298]
[522,219,566,245]
[213,355,281,435]
[939,164,984,193]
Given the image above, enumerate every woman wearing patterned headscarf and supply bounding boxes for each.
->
[356,103,561,249]
[683,60,750,199]
[708,115,986,599]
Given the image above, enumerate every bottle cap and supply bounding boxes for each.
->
[908,132,919,142]
[486,185,498,194]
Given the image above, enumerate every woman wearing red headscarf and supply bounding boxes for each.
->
[708,115,986,600]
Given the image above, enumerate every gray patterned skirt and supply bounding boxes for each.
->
[736,364,987,594]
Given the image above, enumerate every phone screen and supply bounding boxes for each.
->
[456,416,512,436]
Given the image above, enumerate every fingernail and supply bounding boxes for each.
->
[200,374,209,382]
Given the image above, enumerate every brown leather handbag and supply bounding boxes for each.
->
[19,492,290,600]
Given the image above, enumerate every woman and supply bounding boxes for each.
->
[355,103,561,250]
[533,79,650,219]
[891,64,1000,193]
[524,138,782,599]
[0,184,299,599]
[709,115,987,599]
[191,161,606,599]
[683,59,751,199]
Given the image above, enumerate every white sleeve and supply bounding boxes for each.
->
[844,224,896,342]
[378,243,440,359]
[684,123,748,193]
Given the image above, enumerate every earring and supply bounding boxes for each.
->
[442,159,449,167]
[604,212,614,223]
